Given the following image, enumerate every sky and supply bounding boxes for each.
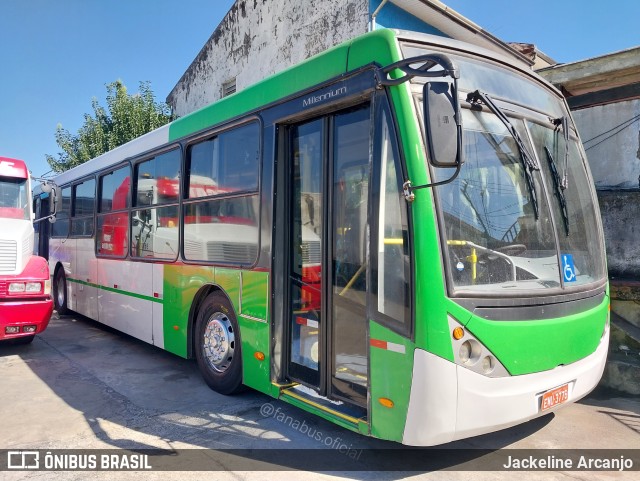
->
[1,0,639,179]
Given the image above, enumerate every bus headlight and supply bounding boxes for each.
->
[482,355,495,374]
[448,315,510,378]
[459,339,481,365]
[459,341,471,363]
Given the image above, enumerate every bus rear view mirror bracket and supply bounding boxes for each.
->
[375,55,463,199]
[402,81,463,201]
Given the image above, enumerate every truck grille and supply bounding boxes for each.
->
[0,240,17,273]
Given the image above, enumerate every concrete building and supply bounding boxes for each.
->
[167,0,532,117]
[508,42,557,70]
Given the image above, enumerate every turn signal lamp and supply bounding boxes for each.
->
[254,351,265,361]
[378,398,394,408]
[452,326,464,340]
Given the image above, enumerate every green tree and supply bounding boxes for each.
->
[46,80,172,173]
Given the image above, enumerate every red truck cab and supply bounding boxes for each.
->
[0,157,53,344]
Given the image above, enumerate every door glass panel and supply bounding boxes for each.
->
[331,107,370,403]
[377,109,410,328]
[289,119,323,386]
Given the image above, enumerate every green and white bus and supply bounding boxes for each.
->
[43,29,609,445]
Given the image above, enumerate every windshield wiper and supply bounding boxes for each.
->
[544,146,570,236]
[552,116,570,190]
[467,90,540,219]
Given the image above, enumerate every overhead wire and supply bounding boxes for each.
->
[583,113,640,151]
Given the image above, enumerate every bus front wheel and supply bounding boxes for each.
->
[195,292,244,395]
[53,268,68,315]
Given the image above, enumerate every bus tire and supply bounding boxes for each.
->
[195,292,244,395]
[53,268,69,315]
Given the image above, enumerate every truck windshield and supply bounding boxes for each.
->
[0,177,29,220]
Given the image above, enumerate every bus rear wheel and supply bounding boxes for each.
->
[195,292,244,395]
[53,268,68,315]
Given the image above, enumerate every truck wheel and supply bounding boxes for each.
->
[53,268,69,315]
[195,292,244,395]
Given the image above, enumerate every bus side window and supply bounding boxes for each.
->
[51,187,71,238]
[71,178,95,237]
[131,148,181,260]
[97,165,130,257]
[183,122,260,265]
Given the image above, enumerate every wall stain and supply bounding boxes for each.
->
[168,0,369,117]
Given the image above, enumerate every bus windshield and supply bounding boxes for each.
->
[436,109,562,292]
[415,51,607,294]
[0,177,29,220]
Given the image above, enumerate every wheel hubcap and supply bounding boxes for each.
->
[202,313,235,373]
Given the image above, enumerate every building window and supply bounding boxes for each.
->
[222,78,236,97]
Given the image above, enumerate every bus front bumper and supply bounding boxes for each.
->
[402,326,609,446]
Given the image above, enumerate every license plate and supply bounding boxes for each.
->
[540,383,569,411]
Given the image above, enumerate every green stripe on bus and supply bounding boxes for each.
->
[67,277,163,304]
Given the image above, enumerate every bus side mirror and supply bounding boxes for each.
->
[423,81,462,168]
[32,179,60,224]
[46,184,61,222]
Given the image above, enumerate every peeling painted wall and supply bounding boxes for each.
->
[598,191,640,279]
[576,99,640,190]
[574,99,640,277]
[167,0,369,118]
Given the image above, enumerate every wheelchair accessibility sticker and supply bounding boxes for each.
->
[562,254,577,283]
